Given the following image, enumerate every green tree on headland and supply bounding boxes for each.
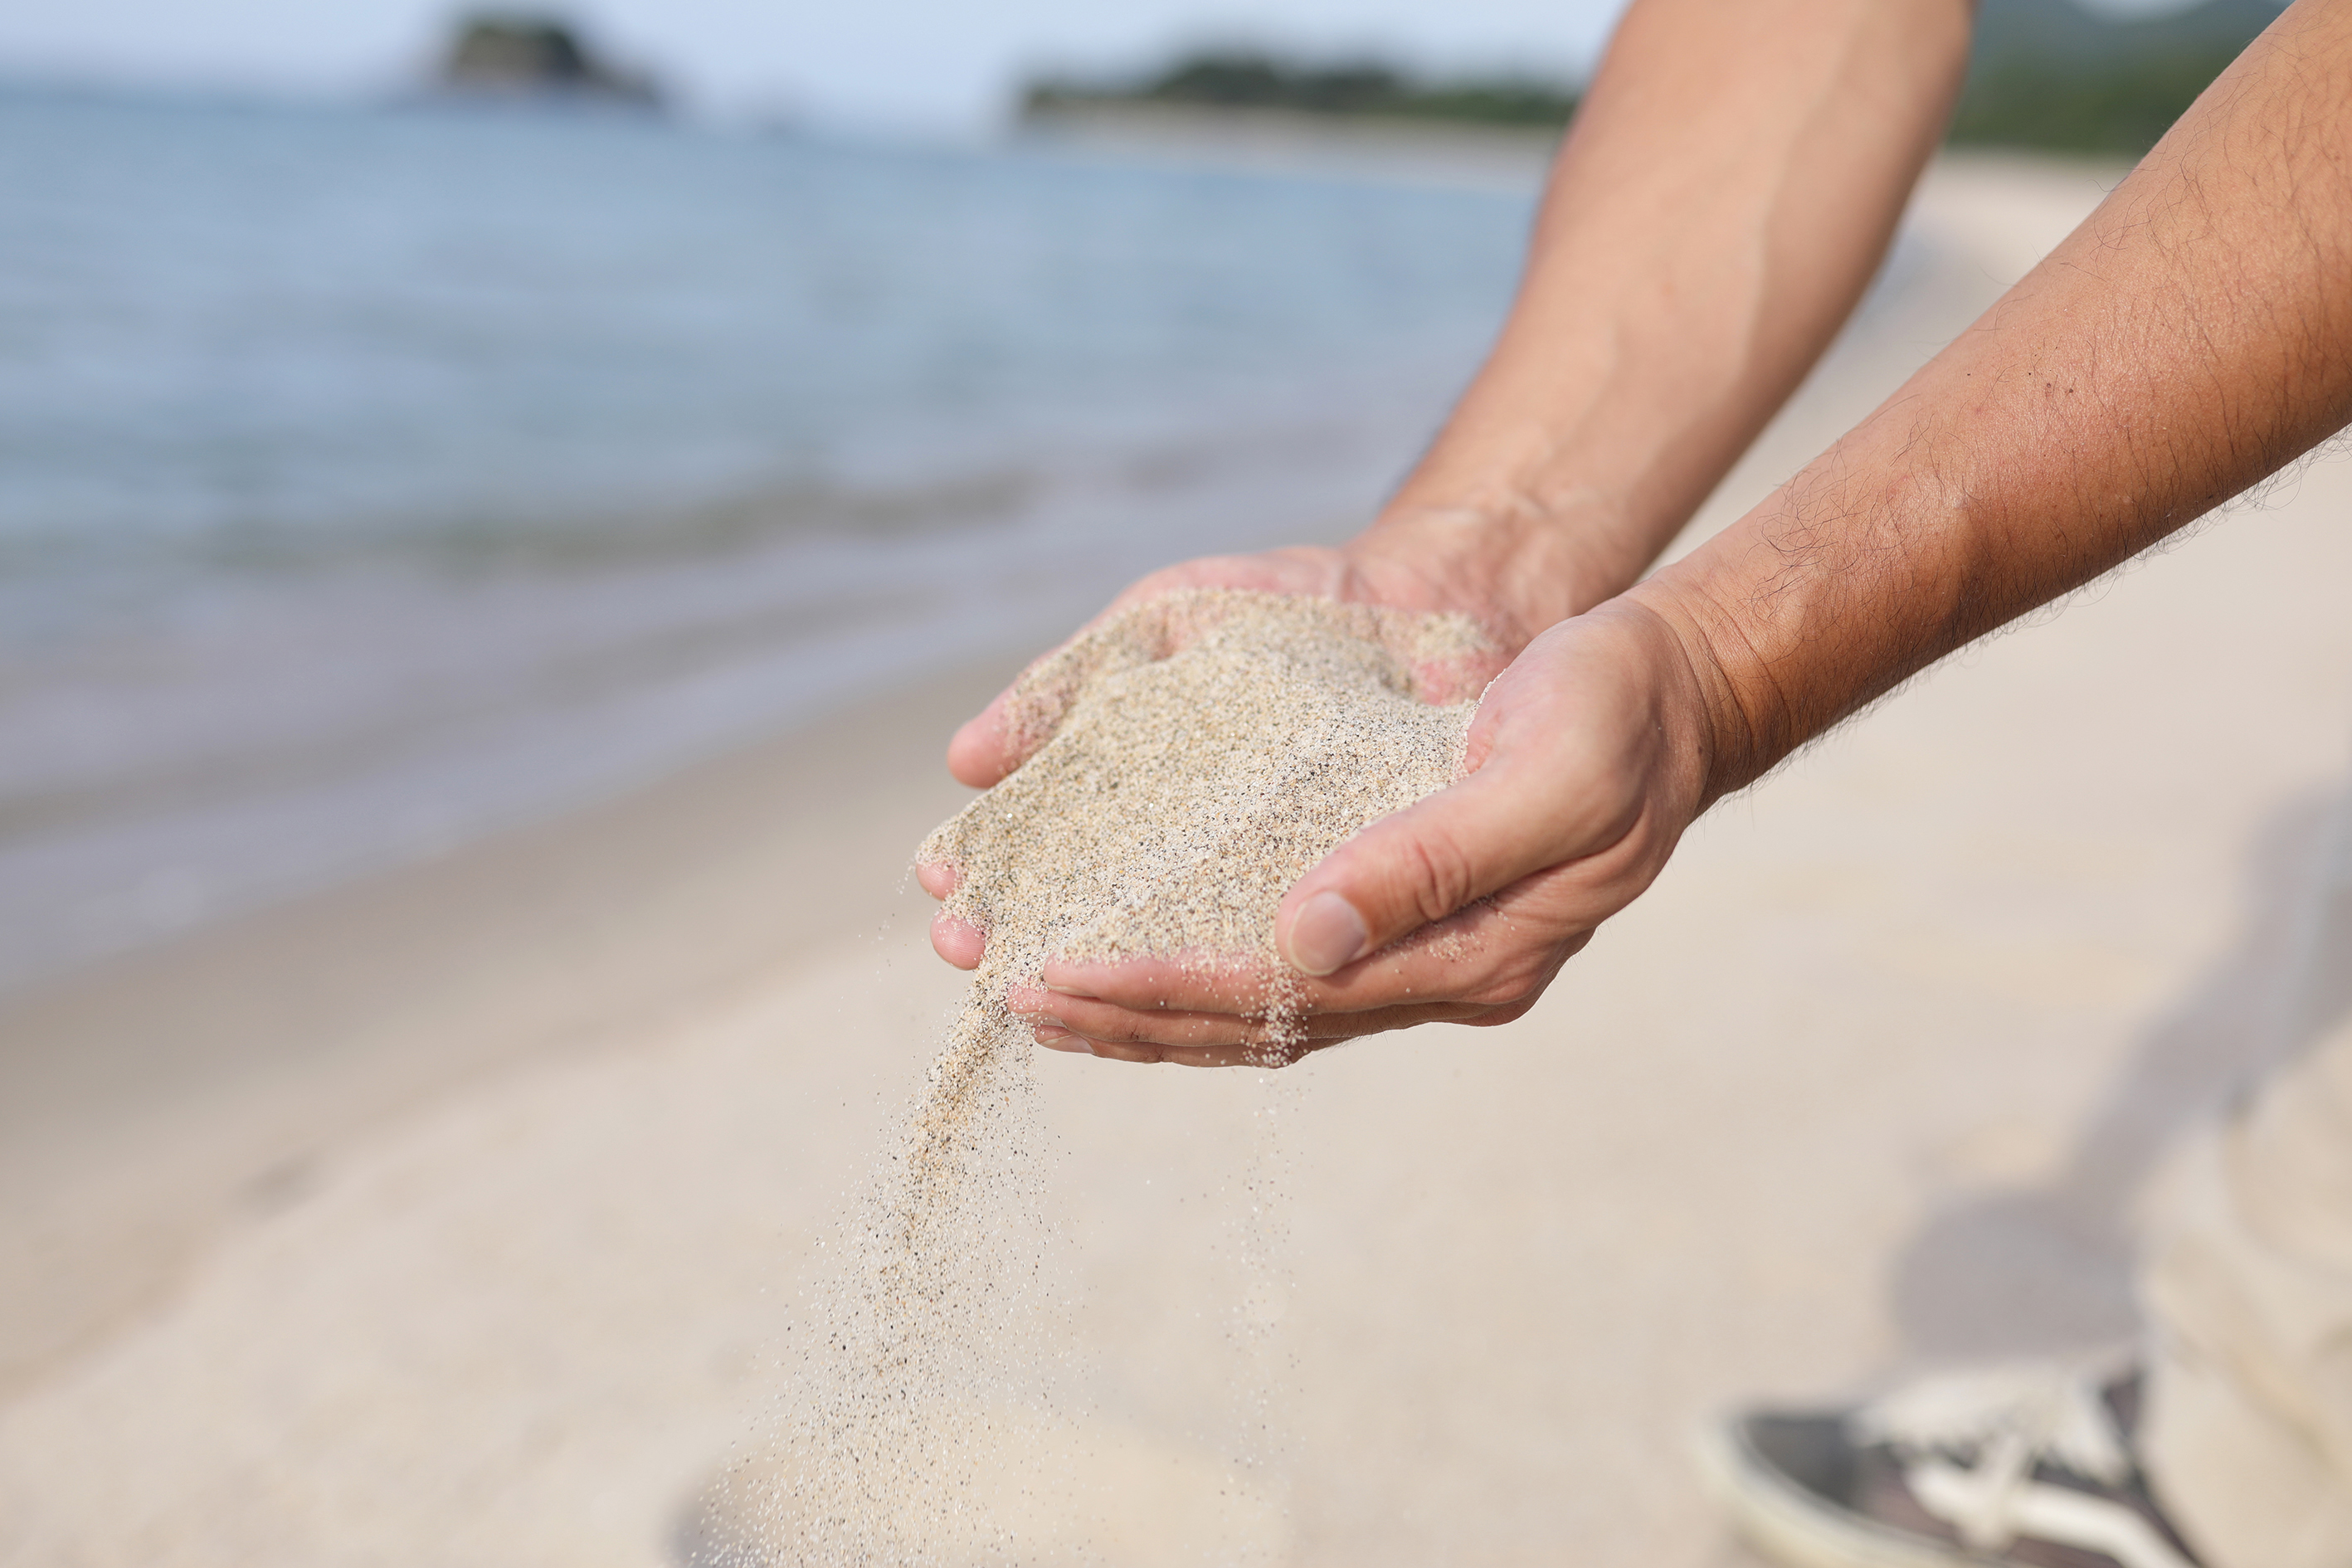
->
[1020,0,2288,158]
[1023,51,1579,130]
[1949,0,2285,155]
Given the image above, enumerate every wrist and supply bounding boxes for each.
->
[1349,489,1629,646]
[1619,564,1788,806]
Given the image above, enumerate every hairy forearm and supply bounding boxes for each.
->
[1360,0,1972,630]
[1643,0,2352,797]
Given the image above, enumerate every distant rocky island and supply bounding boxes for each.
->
[433,14,660,108]
[1021,0,2287,158]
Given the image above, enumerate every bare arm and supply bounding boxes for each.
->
[1645,0,2352,796]
[1023,0,2352,1064]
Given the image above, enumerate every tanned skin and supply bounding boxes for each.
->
[922,0,2352,1066]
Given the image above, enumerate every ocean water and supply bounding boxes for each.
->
[0,85,1538,990]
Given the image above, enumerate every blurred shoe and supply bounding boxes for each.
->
[1697,1356,2206,1568]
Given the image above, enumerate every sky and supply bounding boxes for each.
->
[0,0,2220,132]
[0,0,1639,131]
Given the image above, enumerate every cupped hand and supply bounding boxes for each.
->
[924,592,1723,1066]
[926,530,1577,991]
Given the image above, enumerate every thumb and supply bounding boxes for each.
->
[1274,764,1574,976]
[1273,602,1697,977]
[947,689,1025,788]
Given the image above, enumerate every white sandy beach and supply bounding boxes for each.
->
[6,150,2352,1566]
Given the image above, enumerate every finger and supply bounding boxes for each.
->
[1037,895,1583,1019]
[1036,1030,1301,1069]
[913,860,956,899]
[1274,728,1643,978]
[1157,1040,1314,1069]
[946,693,1027,789]
[929,910,985,970]
[1278,774,1519,976]
[1036,936,1440,1018]
[1040,959,1279,1020]
[1034,1026,1092,1054]
[1036,992,1531,1066]
[1079,1036,1163,1064]
[1277,609,1703,979]
[1025,987,1494,1048]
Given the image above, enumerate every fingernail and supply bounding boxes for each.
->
[1287,890,1367,976]
[1035,1025,1071,1042]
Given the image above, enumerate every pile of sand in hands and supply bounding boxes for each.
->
[921,586,1497,1063]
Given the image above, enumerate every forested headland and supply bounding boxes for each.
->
[1020,0,2288,158]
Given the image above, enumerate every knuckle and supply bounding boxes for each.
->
[1466,955,1549,1010]
[1390,827,1479,928]
[1468,981,1534,1010]
[1057,1005,1140,1042]
[1096,1015,1159,1045]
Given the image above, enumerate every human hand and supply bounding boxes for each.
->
[924,593,1721,1064]
[924,513,1600,971]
